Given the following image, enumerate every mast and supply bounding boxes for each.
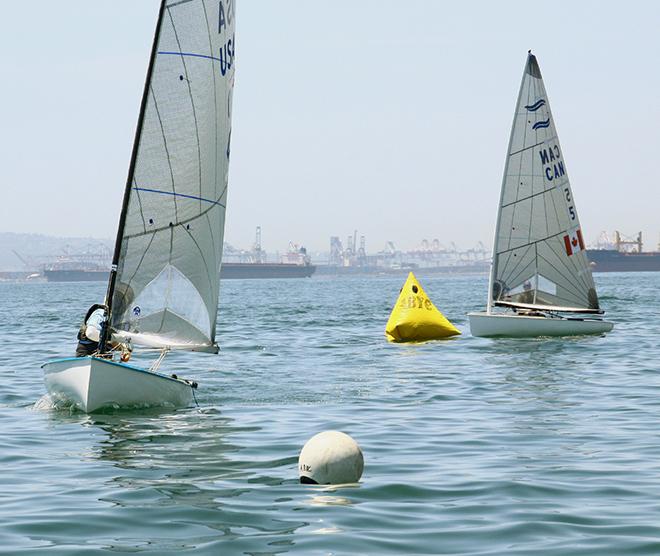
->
[100,0,167,352]
[486,51,532,313]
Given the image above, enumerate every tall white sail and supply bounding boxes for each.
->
[108,0,236,351]
[489,53,601,313]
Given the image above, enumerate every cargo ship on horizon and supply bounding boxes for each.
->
[43,261,316,281]
[587,232,660,273]
[26,230,660,280]
[42,238,316,281]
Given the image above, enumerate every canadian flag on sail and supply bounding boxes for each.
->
[563,229,585,256]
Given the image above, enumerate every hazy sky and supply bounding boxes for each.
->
[1,1,658,254]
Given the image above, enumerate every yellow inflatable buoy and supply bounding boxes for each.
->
[385,272,460,342]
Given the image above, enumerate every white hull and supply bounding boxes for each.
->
[468,312,614,338]
[42,357,194,412]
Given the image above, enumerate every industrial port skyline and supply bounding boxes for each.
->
[2,227,658,274]
[2,2,659,263]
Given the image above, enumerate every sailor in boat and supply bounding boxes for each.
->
[519,280,533,304]
[512,307,547,318]
[75,304,106,357]
[499,281,546,318]
[75,304,131,361]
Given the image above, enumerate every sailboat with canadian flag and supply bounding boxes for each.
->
[468,52,613,338]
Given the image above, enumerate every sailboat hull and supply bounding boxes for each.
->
[468,312,614,338]
[42,357,194,412]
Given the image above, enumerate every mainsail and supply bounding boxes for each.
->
[106,0,236,352]
[488,53,601,314]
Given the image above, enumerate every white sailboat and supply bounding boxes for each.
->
[468,52,613,338]
[42,0,236,411]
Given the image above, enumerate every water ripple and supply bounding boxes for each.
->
[1,274,660,554]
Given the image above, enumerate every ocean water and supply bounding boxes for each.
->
[1,272,659,555]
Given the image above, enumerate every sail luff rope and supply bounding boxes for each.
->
[100,0,168,353]
[488,53,531,312]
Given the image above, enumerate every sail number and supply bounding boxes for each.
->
[218,1,235,76]
[564,187,576,220]
[539,144,565,182]
[540,145,575,221]
[218,1,233,32]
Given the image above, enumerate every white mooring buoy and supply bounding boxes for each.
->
[298,431,364,485]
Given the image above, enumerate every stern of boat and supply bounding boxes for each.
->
[85,358,194,411]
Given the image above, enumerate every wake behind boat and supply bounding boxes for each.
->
[42,0,236,411]
[468,52,613,338]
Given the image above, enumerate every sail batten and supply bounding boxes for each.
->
[107,0,235,351]
[488,53,600,313]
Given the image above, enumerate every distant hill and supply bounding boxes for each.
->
[0,232,113,271]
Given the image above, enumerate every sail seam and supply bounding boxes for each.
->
[133,175,149,234]
[200,0,220,211]
[508,140,546,157]
[182,224,215,325]
[547,180,565,259]
[122,198,224,241]
[542,174,550,239]
[537,251,589,304]
[166,8,204,211]
[149,85,179,222]
[133,187,226,207]
[498,243,533,285]
[546,185,593,293]
[205,211,219,330]
[501,247,587,308]
[501,235,593,303]
[110,231,157,330]
[167,0,196,8]
[507,77,534,252]
[496,251,512,285]
[499,248,519,283]
[541,89,571,279]
[534,82,591,294]
[545,237,593,294]
[545,236,592,295]
[155,228,176,333]
[183,224,213,284]
[538,81,551,239]
[527,81,537,249]
[503,258,537,294]
[500,246,533,287]
[497,231,566,256]
[158,51,222,63]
